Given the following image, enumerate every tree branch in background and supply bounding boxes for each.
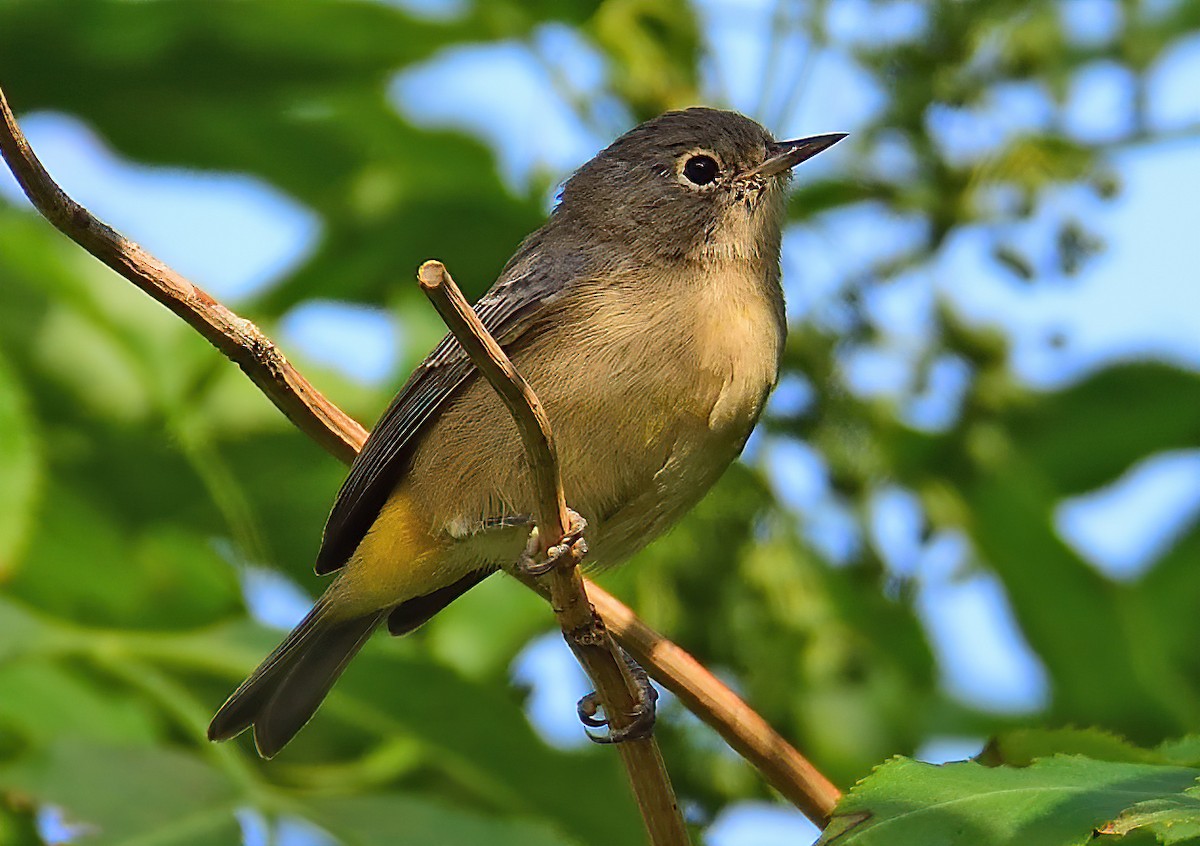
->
[0,87,364,465]
[593,591,839,823]
[0,83,842,828]
[417,260,687,844]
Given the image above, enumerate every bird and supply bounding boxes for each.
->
[207,107,845,757]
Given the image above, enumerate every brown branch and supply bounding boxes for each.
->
[416,261,570,548]
[0,83,841,827]
[417,261,687,844]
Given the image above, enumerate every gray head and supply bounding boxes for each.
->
[554,108,845,266]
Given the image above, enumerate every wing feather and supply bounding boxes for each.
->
[314,236,570,574]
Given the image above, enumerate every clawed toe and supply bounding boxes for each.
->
[574,648,660,744]
[577,691,659,744]
[577,691,608,728]
[518,509,588,577]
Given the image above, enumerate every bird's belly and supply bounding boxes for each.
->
[570,303,781,563]
[403,267,783,571]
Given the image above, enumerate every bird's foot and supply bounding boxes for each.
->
[576,649,659,744]
[518,509,587,577]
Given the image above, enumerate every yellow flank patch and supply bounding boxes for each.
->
[332,486,448,613]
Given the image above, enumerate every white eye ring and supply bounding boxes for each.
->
[676,150,722,190]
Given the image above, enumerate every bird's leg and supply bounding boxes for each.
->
[517,508,588,577]
[513,509,656,742]
[576,647,660,744]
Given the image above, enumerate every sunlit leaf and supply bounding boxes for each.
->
[1098,795,1200,843]
[821,755,1200,846]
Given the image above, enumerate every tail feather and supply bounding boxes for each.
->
[208,601,383,758]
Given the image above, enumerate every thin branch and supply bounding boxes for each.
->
[0,83,841,827]
[417,261,687,844]
[416,261,570,548]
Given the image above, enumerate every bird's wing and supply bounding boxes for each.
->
[314,253,566,575]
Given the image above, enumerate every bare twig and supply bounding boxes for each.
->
[416,261,570,546]
[417,260,687,844]
[0,83,842,827]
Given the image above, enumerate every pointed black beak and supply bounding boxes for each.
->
[749,132,848,178]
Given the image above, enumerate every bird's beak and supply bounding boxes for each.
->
[748,132,848,178]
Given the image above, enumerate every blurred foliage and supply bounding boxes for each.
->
[1,0,1200,843]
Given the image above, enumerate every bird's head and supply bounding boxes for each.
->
[557,107,845,266]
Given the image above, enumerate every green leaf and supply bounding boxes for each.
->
[0,597,65,664]
[0,660,161,748]
[1099,795,1200,843]
[292,645,644,846]
[422,572,551,681]
[7,486,242,630]
[153,620,642,846]
[308,793,582,846]
[0,0,553,313]
[1007,365,1200,497]
[0,354,39,579]
[589,0,700,116]
[982,728,1164,768]
[0,795,40,846]
[820,755,1200,846]
[1158,739,1200,770]
[0,742,240,846]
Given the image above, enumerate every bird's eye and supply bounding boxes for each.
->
[682,154,719,186]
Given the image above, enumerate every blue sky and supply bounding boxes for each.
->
[4,1,1200,844]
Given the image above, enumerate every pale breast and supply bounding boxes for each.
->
[403,261,784,568]
[689,263,786,434]
[573,262,783,563]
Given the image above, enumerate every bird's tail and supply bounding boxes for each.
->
[207,599,384,758]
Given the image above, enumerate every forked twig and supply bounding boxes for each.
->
[0,83,841,829]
